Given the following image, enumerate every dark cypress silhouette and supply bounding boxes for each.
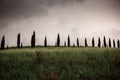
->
[57,34,60,47]
[92,37,95,47]
[68,35,70,47]
[44,36,47,47]
[21,43,23,48]
[117,39,120,48]
[17,33,20,48]
[103,36,107,47]
[113,39,115,48]
[77,38,79,47]
[64,41,66,47]
[1,35,5,50]
[31,35,33,47]
[85,38,88,47]
[98,37,101,47]
[31,31,36,47]
[108,38,111,48]
[33,31,36,47]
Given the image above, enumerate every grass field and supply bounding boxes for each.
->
[0,47,120,80]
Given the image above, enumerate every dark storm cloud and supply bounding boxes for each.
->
[0,0,46,19]
[0,0,85,18]
[0,0,46,28]
[0,0,86,28]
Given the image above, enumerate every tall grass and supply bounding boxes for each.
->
[0,47,120,80]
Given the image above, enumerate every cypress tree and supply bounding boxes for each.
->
[17,33,20,48]
[1,35,5,50]
[44,36,47,47]
[64,41,66,47]
[113,39,115,48]
[108,38,111,48]
[31,35,33,47]
[92,37,95,47]
[103,36,106,47]
[31,31,36,47]
[98,37,101,47]
[68,35,70,47]
[57,33,60,47]
[85,38,88,47]
[33,31,35,47]
[77,38,79,47]
[117,39,120,48]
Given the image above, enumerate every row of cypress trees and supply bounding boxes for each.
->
[0,31,120,49]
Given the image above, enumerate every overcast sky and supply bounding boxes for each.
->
[0,0,120,47]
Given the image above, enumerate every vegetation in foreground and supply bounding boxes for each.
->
[0,47,120,80]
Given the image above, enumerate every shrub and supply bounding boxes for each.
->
[21,43,23,48]
[64,41,66,47]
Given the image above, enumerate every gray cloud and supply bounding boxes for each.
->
[0,0,86,28]
[0,0,46,19]
[0,0,85,19]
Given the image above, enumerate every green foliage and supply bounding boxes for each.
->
[0,47,120,80]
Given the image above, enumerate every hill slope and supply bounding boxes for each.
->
[0,47,120,80]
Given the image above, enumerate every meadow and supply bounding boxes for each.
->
[0,47,120,80]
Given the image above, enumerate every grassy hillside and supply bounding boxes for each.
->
[0,47,120,80]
